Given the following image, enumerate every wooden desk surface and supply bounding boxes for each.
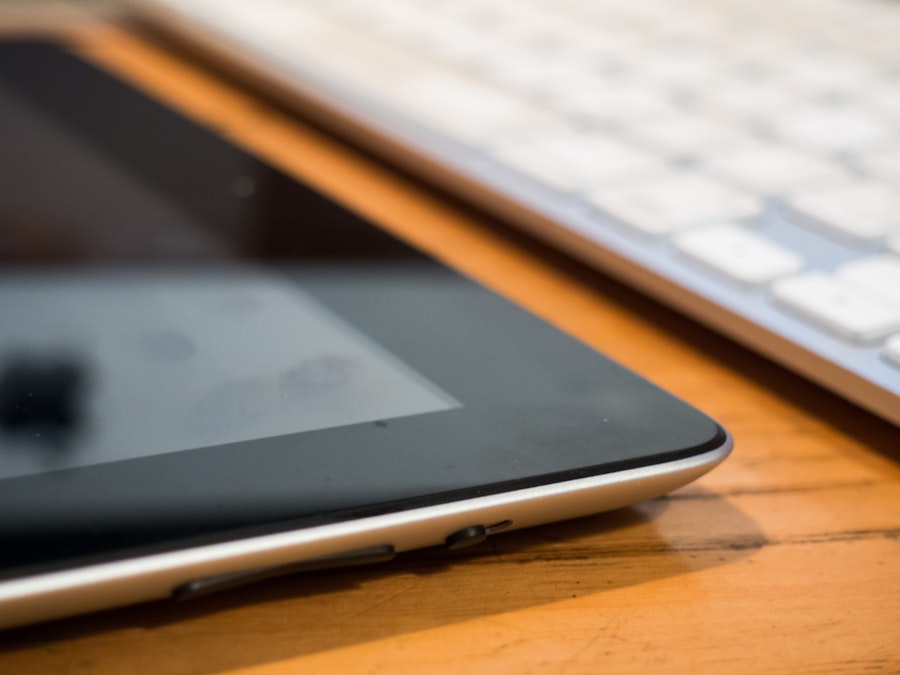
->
[1,16,899,674]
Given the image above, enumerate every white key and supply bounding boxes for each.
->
[770,106,892,154]
[772,273,900,342]
[867,85,900,122]
[789,182,900,244]
[413,20,492,61]
[489,58,585,99]
[885,334,900,369]
[703,142,848,195]
[468,44,559,93]
[488,6,566,49]
[542,69,627,101]
[551,81,681,124]
[674,224,803,285]
[837,256,900,307]
[345,1,432,42]
[778,54,875,95]
[627,113,745,157]
[860,148,900,187]
[695,80,798,121]
[589,173,760,236]
[491,130,666,191]
[888,233,900,257]
[390,75,550,144]
[726,41,797,79]
[640,50,722,86]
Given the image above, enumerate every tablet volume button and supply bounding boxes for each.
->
[171,544,396,602]
[445,525,489,550]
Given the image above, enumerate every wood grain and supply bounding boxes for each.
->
[1,19,898,674]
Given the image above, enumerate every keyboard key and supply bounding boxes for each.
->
[860,148,900,186]
[640,50,722,86]
[627,113,745,157]
[868,86,900,122]
[778,53,875,95]
[772,273,900,342]
[392,74,550,144]
[343,1,433,42]
[788,182,900,244]
[588,173,760,236]
[888,234,900,257]
[702,142,848,196]
[491,130,666,191]
[674,224,803,285]
[412,20,492,61]
[837,256,900,307]
[769,106,892,154]
[474,45,569,95]
[550,81,681,124]
[695,80,797,121]
[885,334,900,369]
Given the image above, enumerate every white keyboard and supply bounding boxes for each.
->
[132,0,900,426]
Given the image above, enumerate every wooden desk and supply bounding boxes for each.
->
[2,16,899,674]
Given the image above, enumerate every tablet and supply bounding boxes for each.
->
[0,41,731,628]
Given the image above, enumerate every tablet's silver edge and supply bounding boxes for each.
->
[0,436,731,629]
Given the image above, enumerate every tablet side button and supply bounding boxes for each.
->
[171,544,396,602]
[445,525,488,550]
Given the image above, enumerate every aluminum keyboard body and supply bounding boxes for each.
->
[133,0,900,426]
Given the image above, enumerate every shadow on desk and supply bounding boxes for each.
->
[0,488,761,674]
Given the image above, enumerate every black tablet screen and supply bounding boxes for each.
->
[0,42,724,579]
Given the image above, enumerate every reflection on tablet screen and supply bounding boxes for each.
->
[0,272,458,479]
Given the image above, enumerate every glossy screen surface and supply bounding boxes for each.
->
[0,43,724,579]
